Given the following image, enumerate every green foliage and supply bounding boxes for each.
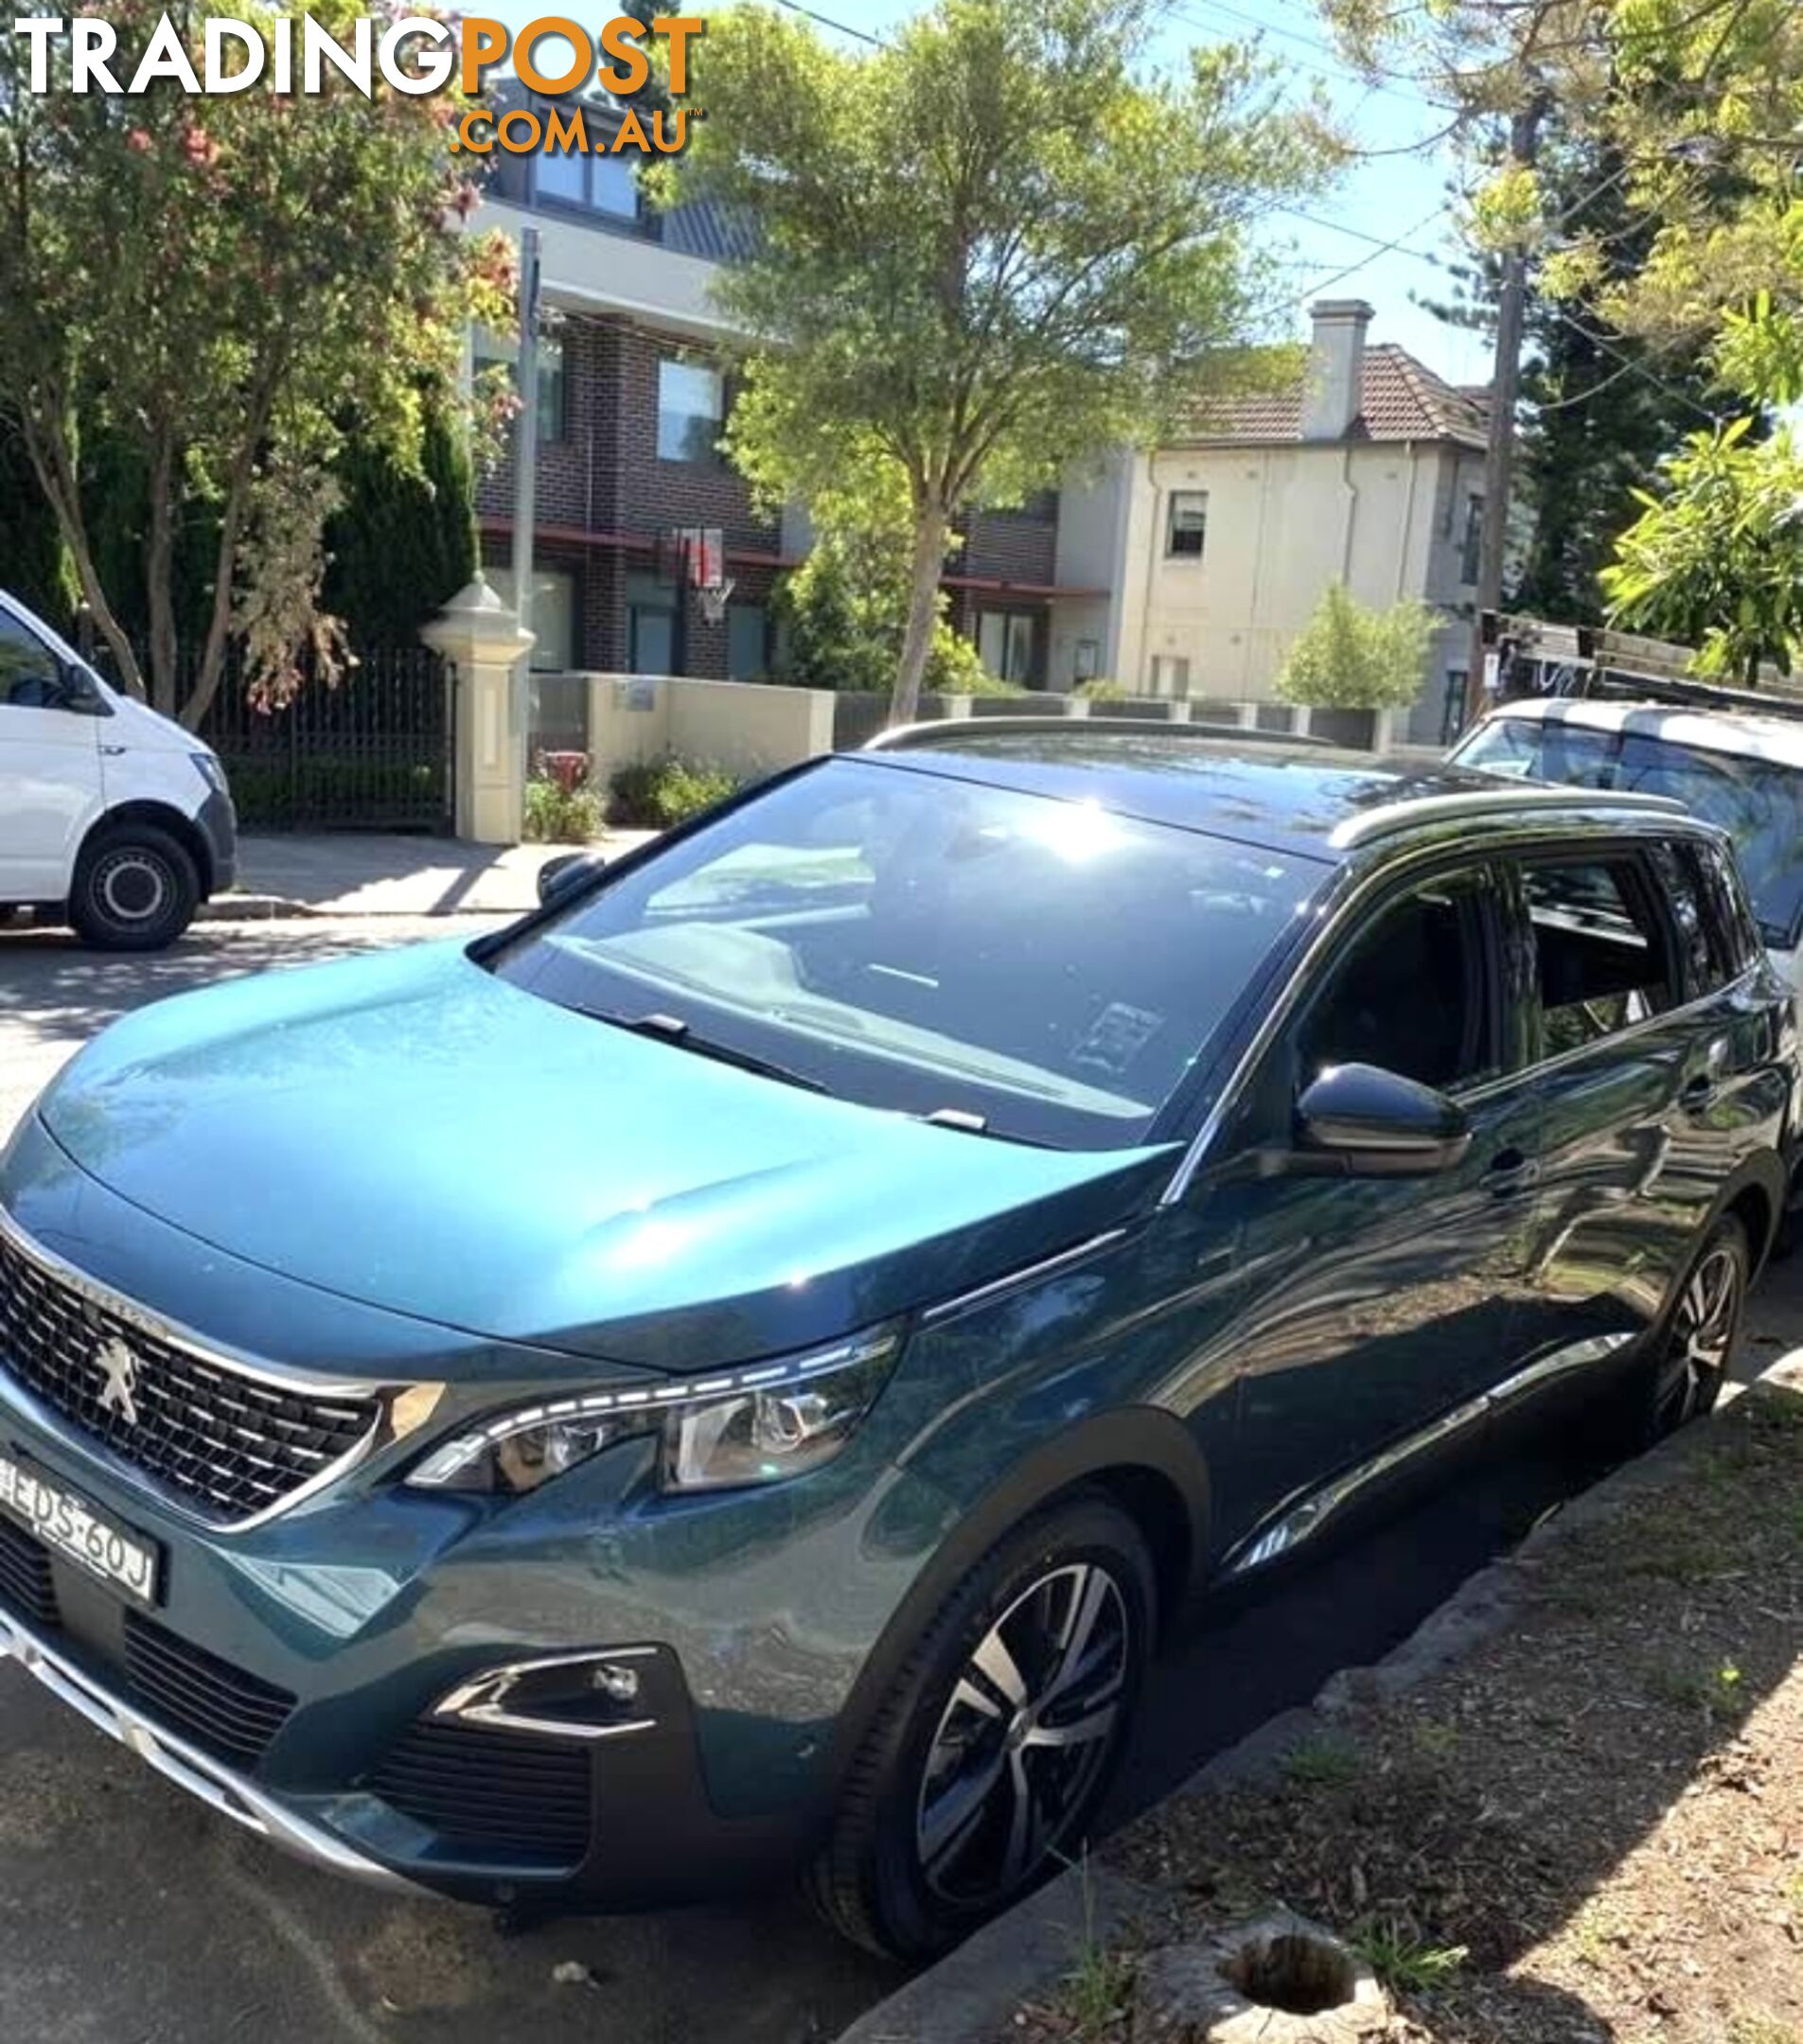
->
[523,770,603,846]
[1351,1925,1468,1998]
[325,398,478,646]
[772,529,1020,695]
[0,0,512,725]
[0,420,75,628]
[220,756,444,831]
[1276,585,1437,712]
[1281,1734,1364,1788]
[660,0,1337,718]
[1075,677,1128,700]
[609,757,744,830]
[1601,418,1803,684]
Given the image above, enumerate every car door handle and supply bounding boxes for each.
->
[1480,1148,1538,1197]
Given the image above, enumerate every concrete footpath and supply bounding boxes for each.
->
[204,831,655,923]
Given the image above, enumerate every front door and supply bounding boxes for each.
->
[1204,860,1544,1546]
[0,608,103,903]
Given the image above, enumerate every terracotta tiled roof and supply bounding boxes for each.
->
[1184,344,1489,449]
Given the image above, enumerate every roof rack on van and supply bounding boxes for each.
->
[866,716,1336,751]
[1483,610,1803,727]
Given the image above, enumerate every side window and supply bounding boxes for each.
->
[1521,856,1676,1057]
[0,611,64,708]
[1689,838,1761,976]
[1646,842,1717,996]
[1297,872,1498,1094]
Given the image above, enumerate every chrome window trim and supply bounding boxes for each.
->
[1161,814,1751,1206]
[0,1202,439,1535]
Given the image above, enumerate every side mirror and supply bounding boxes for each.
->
[54,662,110,716]
[1294,1062,1472,1178]
[536,850,604,907]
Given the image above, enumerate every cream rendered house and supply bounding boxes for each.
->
[1051,301,1491,745]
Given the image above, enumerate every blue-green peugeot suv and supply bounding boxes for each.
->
[0,725,1791,1957]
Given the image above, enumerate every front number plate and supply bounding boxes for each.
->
[0,1451,162,1609]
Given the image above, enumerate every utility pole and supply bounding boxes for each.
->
[1464,96,1545,730]
[511,224,542,653]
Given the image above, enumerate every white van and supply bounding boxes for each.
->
[1451,696,1803,1000]
[0,590,236,950]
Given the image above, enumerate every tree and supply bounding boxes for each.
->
[1275,585,1438,713]
[325,397,479,646]
[660,0,1335,723]
[0,0,511,727]
[1601,415,1803,685]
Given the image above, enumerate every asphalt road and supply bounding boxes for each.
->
[0,918,1797,2043]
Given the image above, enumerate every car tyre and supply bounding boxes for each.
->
[69,823,201,952]
[807,1494,1157,1961]
[1600,1212,1751,1454]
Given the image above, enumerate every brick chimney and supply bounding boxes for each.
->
[1301,299,1373,441]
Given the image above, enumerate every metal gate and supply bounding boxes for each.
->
[191,646,456,833]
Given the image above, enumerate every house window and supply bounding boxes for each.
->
[1149,654,1191,696]
[1165,491,1208,559]
[657,360,724,463]
[976,610,1036,685]
[481,562,576,671]
[531,115,638,219]
[626,572,679,674]
[728,603,769,680]
[473,332,566,443]
[1460,494,1484,585]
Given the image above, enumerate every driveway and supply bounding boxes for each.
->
[1,920,1799,2042]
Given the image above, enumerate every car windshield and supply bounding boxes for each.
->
[489,756,1321,1150]
[1455,717,1803,948]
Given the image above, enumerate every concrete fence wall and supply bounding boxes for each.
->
[574,672,838,788]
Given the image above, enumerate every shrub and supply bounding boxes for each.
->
[1276,583,1436,713]
[1074,676,1127,700]
[608,755,743,829]
[523,767,602,843]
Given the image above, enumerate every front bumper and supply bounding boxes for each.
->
[195,783,238,896]
[0,1603,414,1892]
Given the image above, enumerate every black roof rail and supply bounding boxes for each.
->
[864,715,1337,751]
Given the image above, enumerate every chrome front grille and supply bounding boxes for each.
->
[0,1224,380,1525]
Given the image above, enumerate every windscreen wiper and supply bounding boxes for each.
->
[582,1007,830,1095]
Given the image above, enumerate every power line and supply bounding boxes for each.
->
[768,0,885,45]
[1291,201,1453,298]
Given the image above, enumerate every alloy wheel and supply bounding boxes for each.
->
[914,1560,1130,1908]
[1654,1243,1742,1433]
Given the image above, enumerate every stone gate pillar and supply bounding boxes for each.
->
[421,578,535,845]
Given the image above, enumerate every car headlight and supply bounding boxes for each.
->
[189,750,228,794]
[405,1327,902,1498]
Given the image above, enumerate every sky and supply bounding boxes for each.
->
[480,0,1490,386]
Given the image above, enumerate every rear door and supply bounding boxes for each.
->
[0,604,104,903]
[1497,838,1726,1398]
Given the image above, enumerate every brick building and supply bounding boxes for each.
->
[471,101,1093,691]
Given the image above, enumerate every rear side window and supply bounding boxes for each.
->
[1688,838,1762,976]
[1520,857,1675,1057]
[1458,717,1619,788]
[1646,842,1718,996]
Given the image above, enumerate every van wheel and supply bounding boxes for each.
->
[70,825,200,951]
[807,1496,1155,1961]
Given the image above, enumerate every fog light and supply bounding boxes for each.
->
[433,1648,661,1740]
[592,1663,640,1704]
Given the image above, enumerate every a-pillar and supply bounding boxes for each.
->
[421,578,536,845]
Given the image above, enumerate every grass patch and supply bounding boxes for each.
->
[1351,1923,1469,1997]
[1060,1947,1135,2043]
[1281,1735,1363,1788]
